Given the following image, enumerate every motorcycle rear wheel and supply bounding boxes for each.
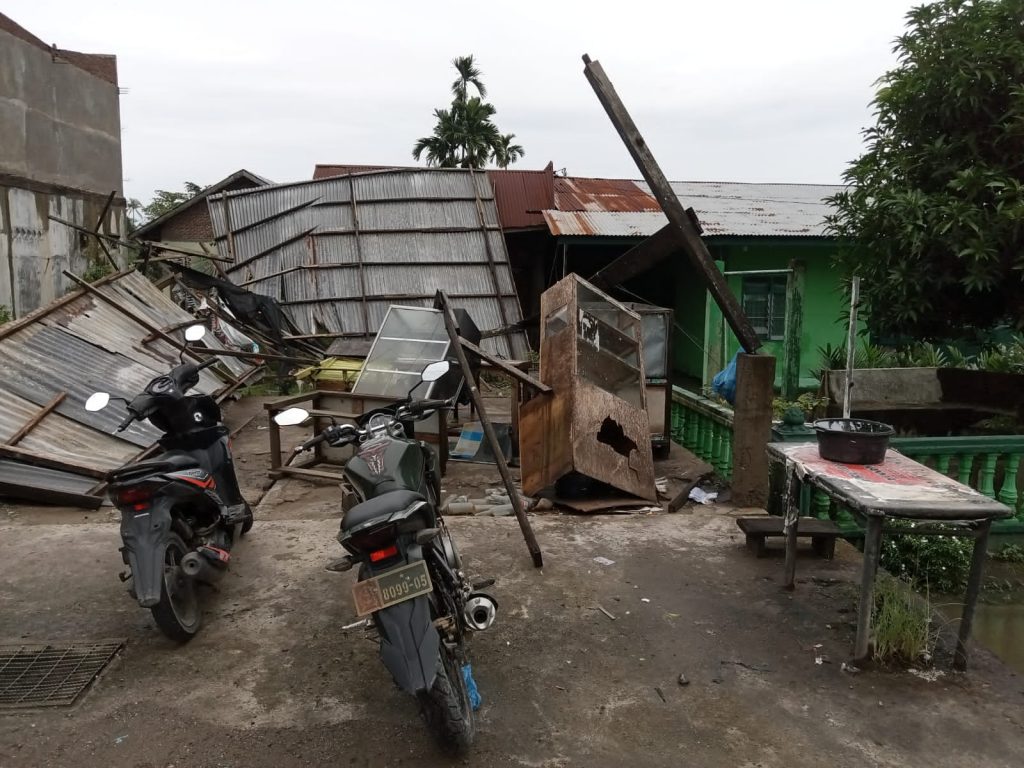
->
[417,645,475,754]
[150,533,202,642]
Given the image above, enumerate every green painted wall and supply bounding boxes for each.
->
[665,238,848,390]
[713,238,848,390]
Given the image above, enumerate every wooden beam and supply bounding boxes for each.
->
[437,290,543,568]
[5,392,66,446]
[588,223,679,293]
[581,54,762,353]
[459,338,551,394]
[731,353,776,507]
[0,443,107,479]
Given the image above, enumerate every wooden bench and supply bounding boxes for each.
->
[736,517,840,559]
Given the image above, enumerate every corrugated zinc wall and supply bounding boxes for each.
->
[208,169,530,360]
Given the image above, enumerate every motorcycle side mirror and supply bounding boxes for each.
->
[420,360,450,382]
[85,392,110,412]
[184,325,207,342]
[274,407,310,427]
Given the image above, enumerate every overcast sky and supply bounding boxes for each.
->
[8,0,919,203]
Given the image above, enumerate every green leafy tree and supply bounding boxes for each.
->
[826,0,1024,338]
[141,181,204,223]
[413,55,525,169]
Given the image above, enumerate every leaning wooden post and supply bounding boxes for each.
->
[436,290,544,568]
[731,353,777,507]
[781,260,805,401]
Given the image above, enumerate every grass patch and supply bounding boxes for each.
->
[871,576,937,665]
[992,543,1024,564]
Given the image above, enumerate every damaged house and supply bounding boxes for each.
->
[0,12,126,317]
[206,168,530,359]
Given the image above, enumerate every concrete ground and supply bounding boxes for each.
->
[1,398,1023,767]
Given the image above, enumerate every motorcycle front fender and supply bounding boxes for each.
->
[120,498,174,607]
[375,594,440,695]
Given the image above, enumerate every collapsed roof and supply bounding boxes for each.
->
[0,270,260,507]
[206,168,530,360]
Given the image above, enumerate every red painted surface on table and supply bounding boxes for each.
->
[784,445,939,487]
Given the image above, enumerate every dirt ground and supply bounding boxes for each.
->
[1,397,1023,767]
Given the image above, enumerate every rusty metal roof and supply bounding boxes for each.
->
[0,270,258,507]
[554,177,660,213]
[546,179,842,238]
[209,168,530,359]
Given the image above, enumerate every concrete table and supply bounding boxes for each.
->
[767,443,1013,669]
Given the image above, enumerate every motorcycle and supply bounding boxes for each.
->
[274,360,496,753]
[85,324,253,642]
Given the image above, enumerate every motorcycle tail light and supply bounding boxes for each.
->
[369,544,399,563]
[350,523,397,553]
[115,485,153,508]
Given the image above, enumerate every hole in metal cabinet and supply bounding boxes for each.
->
[596,417,638,458]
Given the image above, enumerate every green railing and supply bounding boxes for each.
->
[669,386,735,479]
[808,435,1024,534]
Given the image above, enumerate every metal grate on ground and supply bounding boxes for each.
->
[0,640,124,708]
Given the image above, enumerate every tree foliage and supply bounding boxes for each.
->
[826,0,1024,338]
[139,181,204,224]
[413,55,525,169]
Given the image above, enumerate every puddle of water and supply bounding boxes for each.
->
[938,601,1024,673]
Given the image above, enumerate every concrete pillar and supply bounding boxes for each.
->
[732,353,776,507]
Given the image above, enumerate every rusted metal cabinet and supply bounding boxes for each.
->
[519,274,656,501]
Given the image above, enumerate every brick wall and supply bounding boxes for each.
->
[159,203,213,241]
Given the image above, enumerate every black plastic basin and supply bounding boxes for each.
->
[813,418,895,465]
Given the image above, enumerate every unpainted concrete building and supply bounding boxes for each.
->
[0,12,125,318]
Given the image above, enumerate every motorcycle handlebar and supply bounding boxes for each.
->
[295,431,330,453]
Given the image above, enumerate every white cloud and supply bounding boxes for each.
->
[5,0,917,200]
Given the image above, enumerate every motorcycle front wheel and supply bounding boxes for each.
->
[150,533,202,642]
[417,645,475,754]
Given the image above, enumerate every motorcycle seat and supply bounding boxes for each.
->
[342,490,425,531]
[109,452,200,481]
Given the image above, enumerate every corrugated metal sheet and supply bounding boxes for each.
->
[554,177,660,213]
[312,164,555,232]
[546,178,842,238]
[0,270,258,507]
[488,168,554,230]
[210,168,530,359]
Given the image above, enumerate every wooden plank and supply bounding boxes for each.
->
[437,290,543,568]
[5,392,67,446]
[0,479,104,509]
[581,55,762,353]
[588,223,678,293]
[0,443,107,479]
[269,465,346,482]
[736,517,841,536]
[459,338,551,393]
[731,353,776,506]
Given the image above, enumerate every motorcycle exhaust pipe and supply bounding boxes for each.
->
[180,550,227,584]
[463,593,498,631]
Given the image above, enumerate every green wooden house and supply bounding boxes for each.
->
[536,177,847,394]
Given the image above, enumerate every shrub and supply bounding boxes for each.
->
[879,523,972,594]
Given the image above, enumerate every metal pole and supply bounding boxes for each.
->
[843,277,861,420]
[954,519,992,670]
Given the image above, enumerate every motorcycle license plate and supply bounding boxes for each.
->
[352,560,432,617]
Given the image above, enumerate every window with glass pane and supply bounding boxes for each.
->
[741,276,787,341]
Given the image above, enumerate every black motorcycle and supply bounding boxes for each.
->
[274,360,496,753]
[85,325,252,642]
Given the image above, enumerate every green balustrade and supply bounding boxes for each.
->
[670,387,735,480]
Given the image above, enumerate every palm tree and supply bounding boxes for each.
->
[491,133,525,169]
[413,56,525,169]
[451,55,486,101]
